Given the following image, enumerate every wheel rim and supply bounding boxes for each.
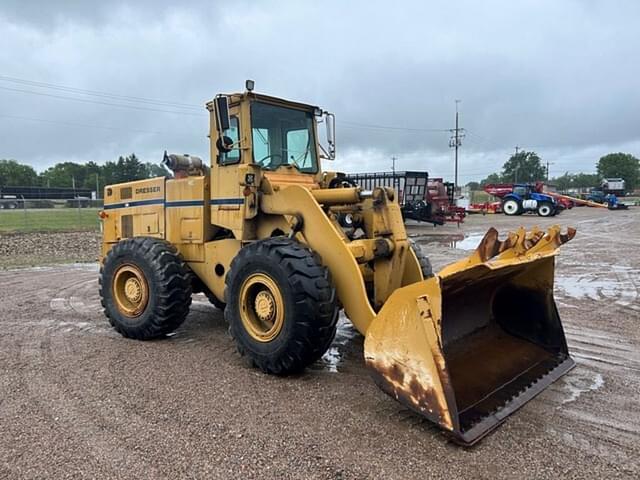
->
[112,264,149,317]
[239,273,285,342]
[540,205,551,216]
[504,201,517,214]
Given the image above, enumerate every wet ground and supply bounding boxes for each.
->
[1,206,639,479]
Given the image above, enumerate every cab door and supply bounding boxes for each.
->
[210,103,245,233]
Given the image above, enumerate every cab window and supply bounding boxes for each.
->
[286,129,313,170]
[220,116,240,165]
[250,102,318,173]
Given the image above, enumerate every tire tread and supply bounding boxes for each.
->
[99,237,192,340]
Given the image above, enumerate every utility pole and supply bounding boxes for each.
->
[514,145,520,156]
[449,100,465,192]
[391,156,398,191]
[546,161,554,182]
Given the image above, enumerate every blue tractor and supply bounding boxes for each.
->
[501,184,558,217]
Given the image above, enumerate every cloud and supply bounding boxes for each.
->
[1,0,639,182]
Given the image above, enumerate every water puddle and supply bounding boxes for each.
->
[555,275,620,300]
[451,233,485,250]
[409,232,485,250]
[313,312,359,373]
[555,268,638,307]
[559,371,605,405]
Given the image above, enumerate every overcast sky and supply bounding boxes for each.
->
[1,0,639,182]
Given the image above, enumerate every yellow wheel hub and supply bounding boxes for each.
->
[124,278,143,303]
[239,273,284,342]
[112,264,149,317]
[254,291,275,322]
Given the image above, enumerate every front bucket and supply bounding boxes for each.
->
[364,226,576,445]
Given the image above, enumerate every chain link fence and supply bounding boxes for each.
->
[0,198,104,233]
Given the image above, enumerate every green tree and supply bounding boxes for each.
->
[551,172,572,191]
[39,162,90,188]
[501,151,546,183]
[480,172,503,185]
[101,160,119,186]
[551,172,600,191]
[466,181,481,190]
[0,159,39,186]
[573,173,600,189]
[82,161,102,189]
[114,153,148,183]
[597,153,639,191]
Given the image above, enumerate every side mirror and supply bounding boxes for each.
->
[325,112,336,160]
[216,136,234,153]
[214,96,230,133]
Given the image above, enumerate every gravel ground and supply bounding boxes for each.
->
[0,231,100,268]
[0,207,639,479]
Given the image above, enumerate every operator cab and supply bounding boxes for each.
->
[512,185,528,196]
[210,80,335,177]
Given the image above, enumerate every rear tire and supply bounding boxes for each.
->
[502,199,521,216]
[537,202,554,217]
[205,289,226,310]
[100,237,192,340]
[225,237,339,375]
[409,239,433,278]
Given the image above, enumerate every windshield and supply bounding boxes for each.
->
[250,102,318,173]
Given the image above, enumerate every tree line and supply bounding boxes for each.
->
[466,151,639,192]
[0,154,168,191]
[2,151,639,193]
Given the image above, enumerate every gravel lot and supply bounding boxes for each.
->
[0,231,100,269]
[1,207,639,479]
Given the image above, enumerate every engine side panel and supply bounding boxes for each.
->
[101,177,166,259]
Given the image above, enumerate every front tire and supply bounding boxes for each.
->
[100,237,192,340]
[225,237,339,375]
[502,199,521,216]
[537,202,554,217]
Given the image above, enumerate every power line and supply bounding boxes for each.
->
[464,130,510,152]
[0,74,202,110]
[0,113,202,138]
[0,85,205,117]
[0,74,452,130]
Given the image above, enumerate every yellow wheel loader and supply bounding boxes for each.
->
[99,81,576,445]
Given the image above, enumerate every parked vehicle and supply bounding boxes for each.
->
[484,183,558,216]
[346,171,465,225]
[0,195,20,209]
[601,178,625,196]
[586,189,607,204]
[606,194,629,210]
